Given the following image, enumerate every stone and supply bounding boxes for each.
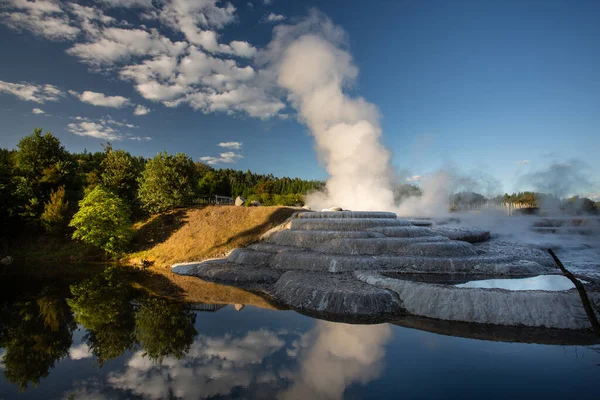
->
[356,270,594,330]
[0,255,13,265]
[235,196,245,206]
[173,210,598,331]
[272,271,404,320]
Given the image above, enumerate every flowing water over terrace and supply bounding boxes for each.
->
[1,266,599,400]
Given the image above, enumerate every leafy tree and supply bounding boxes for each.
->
[135,297,197,361]
[138,151,198,213]
[0,296,74,389]
[101,143,144,210]
[198,170,231,197]
[14,129,76,221]
[40,186,69,233]
[0,148,18,239]
[68,267,136,364]
[69,186,133,254]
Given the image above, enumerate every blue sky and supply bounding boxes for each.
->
[0,0,598,197]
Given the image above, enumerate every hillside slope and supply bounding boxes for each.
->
[127,205,297,268]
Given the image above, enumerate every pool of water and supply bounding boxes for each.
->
[1,268,599,400]
[455,275,578,291]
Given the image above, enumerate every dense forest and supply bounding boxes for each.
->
[0,129,322,255]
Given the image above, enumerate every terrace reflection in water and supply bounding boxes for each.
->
[0,267,599,400]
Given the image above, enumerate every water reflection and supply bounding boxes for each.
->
[280,322,391,399]
[1,267,600,399]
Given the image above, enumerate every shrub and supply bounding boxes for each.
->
[69,186,133,254]
[40,186,69,233]
[138,151,198,214]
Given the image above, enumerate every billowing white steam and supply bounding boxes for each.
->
[265,11,396,211]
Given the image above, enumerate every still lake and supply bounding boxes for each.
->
[1,267,599,400]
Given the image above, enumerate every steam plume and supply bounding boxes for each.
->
[265,11,395,211]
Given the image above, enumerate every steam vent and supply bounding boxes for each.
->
[173,211,599,331]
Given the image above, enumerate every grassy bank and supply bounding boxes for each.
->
[3,205,297,308]
[125,205,297,268]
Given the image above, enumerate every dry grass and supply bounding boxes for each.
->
[124,205,298,309]
[126,205,297,268]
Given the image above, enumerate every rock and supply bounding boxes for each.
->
[235,196,245,206]
[172,260,281,285]
[431,227,491,243]
[356,270,593,330]
[0,256,13,265]
[172,211,594,333]
[320,206,344,212]
[234,304,245,311]
[302,205,312,210]
[249,200,260,206]
[273,270,404,320]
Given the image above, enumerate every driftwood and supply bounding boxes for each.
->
[548,248,600,335]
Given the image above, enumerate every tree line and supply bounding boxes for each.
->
[451,191,599,213]
[0,128,323,255]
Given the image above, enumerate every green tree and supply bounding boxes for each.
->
[198,170,231,197]
[101,144,144,210]
[135,297,197,362]
[0,295,75,389]
[68,267,136,364]
[40,186,69,233]
[69,186,133,254]
[138,151,198,213]
[14,129,76,221]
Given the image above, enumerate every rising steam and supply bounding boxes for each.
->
[265,11,396,211]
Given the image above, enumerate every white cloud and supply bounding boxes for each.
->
[263,12,285,23]
[107,329,288,399]
[218,141,242,149]
[67,27,187,66]
[0,0,80,40]
[69,343,93,360]
[133,104,151,115]
[32,107,45,114]
[406,175,421,182]
[1,0,289,120]
[71,90,130,108]
[152,0,256,58]
[200,151,243,165]
[96,0,154,8]
[67,115,144,141]
[517,160,529,165]
[0,80,64,103]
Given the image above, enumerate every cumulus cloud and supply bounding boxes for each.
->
[0,80,64,103]
[133,104,151,115]
[68,115,144,141]
[0,0,80,40]
[218,141,242,149]
[32,107,45,114]
[70,90,131,108]
[200,151,243,165]
[107,329,288,399]
[406,175,421,182]
[96,0,154,8]
[517,160,529,165]
[263,12,285,23]
[1,0,289,120]
[279,322,391,400]
[69,343,93,360]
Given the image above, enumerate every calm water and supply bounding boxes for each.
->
[1,267,599,400]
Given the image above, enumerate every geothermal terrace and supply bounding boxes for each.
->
[173,211,599,331]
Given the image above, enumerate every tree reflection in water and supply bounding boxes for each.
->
[0,266,199,389]
[0,289,74,389]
